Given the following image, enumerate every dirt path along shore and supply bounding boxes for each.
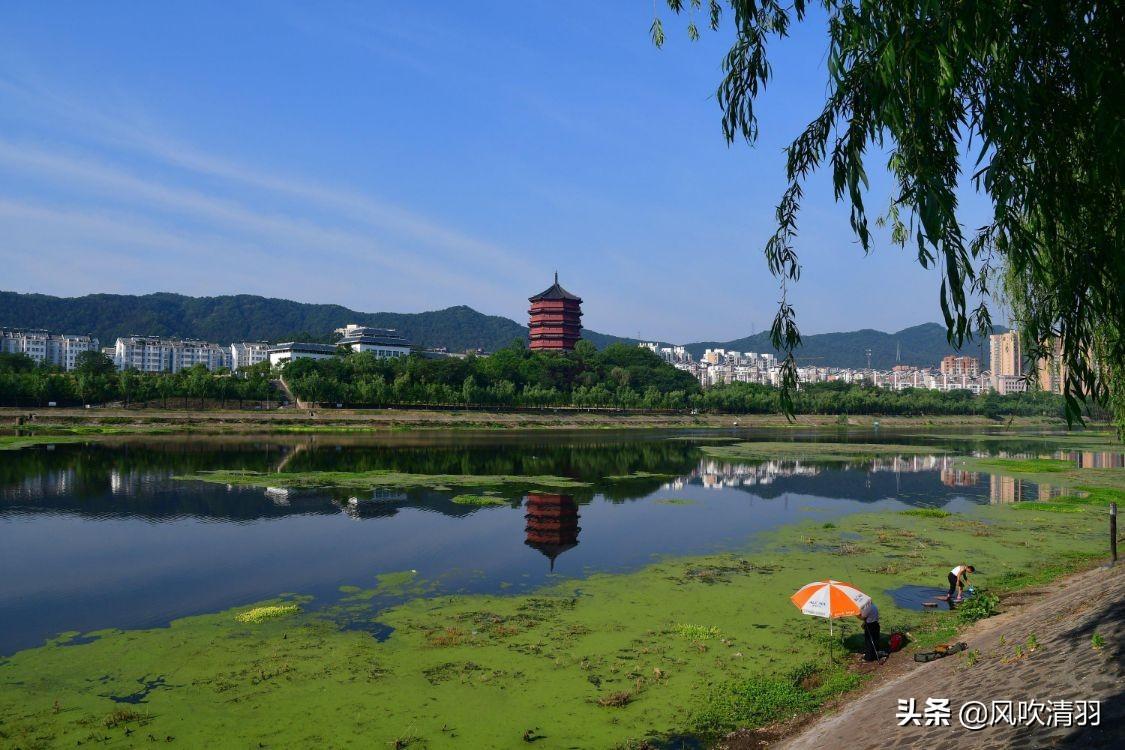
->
[779,564,1123,749]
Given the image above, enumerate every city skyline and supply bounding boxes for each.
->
[0,2,999,343]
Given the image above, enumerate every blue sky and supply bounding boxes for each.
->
[0,1,994,342]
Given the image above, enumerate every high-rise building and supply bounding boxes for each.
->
[528,273,582,351]
[989,331,1022,390]
[1036,338,1066,394]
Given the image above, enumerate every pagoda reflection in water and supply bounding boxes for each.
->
[524,493,581,571]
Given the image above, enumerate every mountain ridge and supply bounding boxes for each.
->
[0,290,994,369]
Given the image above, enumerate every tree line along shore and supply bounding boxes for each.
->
[0,342,1084,420]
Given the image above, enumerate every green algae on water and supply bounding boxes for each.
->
[0,435,88,451]
[974,458,1073,473]
[175,469,589,492]
[700,441,948,463]
[603,471,679,482]
[1,474,1118,748]
[235,603,300,623]
[674,624,722,640]
[450,495,509,507]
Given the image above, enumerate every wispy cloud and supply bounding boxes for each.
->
[0,70,544,314]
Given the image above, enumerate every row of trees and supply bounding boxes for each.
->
[696,381,1068,418]
[283,341,701,409]
[283,342,1067,417]
[0,352,275,408]
[0,345,1069,417]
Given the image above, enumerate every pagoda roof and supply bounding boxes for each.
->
[529,273,582,303]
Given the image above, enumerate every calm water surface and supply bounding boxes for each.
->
[0,429,1077,654]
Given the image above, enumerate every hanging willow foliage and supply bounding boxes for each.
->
[654,0,1123,430]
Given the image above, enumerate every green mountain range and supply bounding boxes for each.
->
[0,291,993,369]
[683,324,999,371]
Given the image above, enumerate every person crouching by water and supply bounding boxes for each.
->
[948,564,975,603]
[857,599,880,662]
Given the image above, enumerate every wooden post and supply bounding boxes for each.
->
[1111,502,1118,565]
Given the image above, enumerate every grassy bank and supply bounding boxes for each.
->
[1,458,1118,749]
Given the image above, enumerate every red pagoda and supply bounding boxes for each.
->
[524,493,580,571]
[528,273,582,351]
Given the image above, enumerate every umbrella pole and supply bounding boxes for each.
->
[829,618,833,636]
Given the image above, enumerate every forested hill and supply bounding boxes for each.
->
[0,291,635,352]
[1,290,992,367]
[685,323,1001,370]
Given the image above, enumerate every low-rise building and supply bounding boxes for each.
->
[334,324,412,358]
[268,342,338,367]
[1,328,100,371]
[993,374,1028,395]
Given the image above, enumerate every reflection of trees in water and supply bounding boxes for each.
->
[0,439,699,520]
[280,439,702,483]
[1,437,1023,519]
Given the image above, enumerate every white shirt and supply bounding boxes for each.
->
[859,600,879,624]
[951,565,968,577]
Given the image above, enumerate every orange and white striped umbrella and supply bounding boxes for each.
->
[790,579,871,620]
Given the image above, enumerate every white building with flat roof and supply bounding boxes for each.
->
[334,324,412,358]
[1,328,100,371]
[268,342,338,367]
[114,336,229,373]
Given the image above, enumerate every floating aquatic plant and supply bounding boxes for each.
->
[674,624,721,641]
[450,495,508,507]
[235,604,300,624]
[899,508,952,518]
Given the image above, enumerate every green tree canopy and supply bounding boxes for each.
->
[654,0,1122,429]
[74,350,116,377]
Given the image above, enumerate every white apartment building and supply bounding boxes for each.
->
[114,336,229,373]
[230,342,271,370]
[0,328,100,371]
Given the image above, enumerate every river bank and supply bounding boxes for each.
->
[773,563,1123,750]
[1,445,1119,749]
[0,406,1080,437]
